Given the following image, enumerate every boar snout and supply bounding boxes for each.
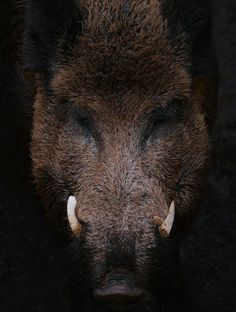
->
[67,196,176,238]
[93,270,144,308]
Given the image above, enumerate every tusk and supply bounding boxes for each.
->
[159,201,175,237]
[158,201,175,238]
[67,196,82,235]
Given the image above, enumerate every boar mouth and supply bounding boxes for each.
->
[93,270,145,308]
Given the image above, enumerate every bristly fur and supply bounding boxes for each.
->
[25,0,217,77]
[4,1,219,311]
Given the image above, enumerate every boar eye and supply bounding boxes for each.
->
[145,99,184,140]
[76,115,91,131]
[74,109,94,136]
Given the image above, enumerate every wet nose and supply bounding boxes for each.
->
[93,271,144,307]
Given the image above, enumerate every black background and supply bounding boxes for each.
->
[0,0,236,311]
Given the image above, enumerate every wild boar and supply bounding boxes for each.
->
[8,0,218,311]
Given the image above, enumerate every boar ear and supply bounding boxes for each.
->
[162,0,217,75]
[162,0,212,41]
[192,74,218,132]
[24,0,83,70]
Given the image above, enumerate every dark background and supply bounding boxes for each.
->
[0,0,235,311]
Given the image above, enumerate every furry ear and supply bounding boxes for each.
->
[24,0,83,70]
[162,0,217,74]
[162,0,212,42]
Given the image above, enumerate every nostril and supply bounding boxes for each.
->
[93,285,144,306]
[93,270,144,307]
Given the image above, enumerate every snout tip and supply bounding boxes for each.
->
[94,284,144,299]
[94,275,144,307]
[94,286,144,307]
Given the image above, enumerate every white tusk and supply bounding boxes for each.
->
[159,201,175,238]
[67,196,81,235]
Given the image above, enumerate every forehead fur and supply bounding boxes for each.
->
[26,0,214,95]
[54,0,191,96]
[26,0,213,75]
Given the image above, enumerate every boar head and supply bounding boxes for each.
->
[25,0,218,310]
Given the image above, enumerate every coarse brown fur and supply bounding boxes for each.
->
[3,0,218,311]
